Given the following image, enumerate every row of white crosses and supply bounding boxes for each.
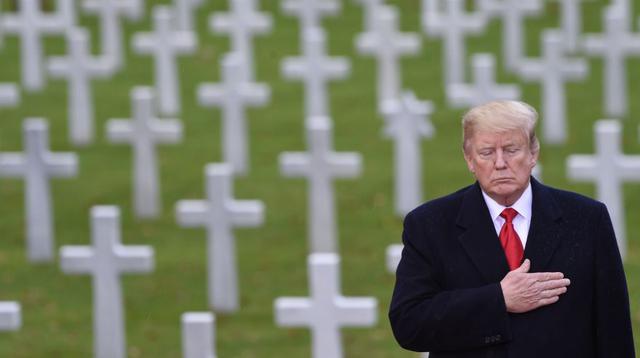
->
[275,2,380,357]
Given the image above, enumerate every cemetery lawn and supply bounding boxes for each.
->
[1,0,640,356]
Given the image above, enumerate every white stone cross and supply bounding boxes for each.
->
[279,116,362,253]
[583,7,640,118]
[477,0,542,71]
[48,28,112,146]
[176,163,264,313]
[174,0,204,33]
[422,0,486,86]
[182,312,216,358]
[60,206,154,358]
[354,0,384,32]
[381,92,435,217]
[519,30,587,144]
[132,5,197,116]
[274,253,378,358]
[83,0,143,73]
[106,87,183,218]
[0,118,78,262]
[0,302,21,331]
[0,84,19,108]
[356,6,421,112]
[566,120,640,261]
[1,0,74,91]
[610,0,632,30]
[281,0,340,30]
[282,28,350,120]
[197,53,270,176]
[386,244,402,274]
[210,0,272,81]
[447,54,521,108]
[558,0,583,53]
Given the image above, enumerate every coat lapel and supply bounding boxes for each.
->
[456,182,510,283]
[524,178,563,272]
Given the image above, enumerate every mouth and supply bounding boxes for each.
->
[492,178,514,183]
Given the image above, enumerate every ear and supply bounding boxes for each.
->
[530,148,539,168]
[463,150,475,174]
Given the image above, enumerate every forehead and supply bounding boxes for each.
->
[469,129,528,147]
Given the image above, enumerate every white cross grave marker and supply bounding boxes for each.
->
[566,120,640,261]
[356,6,421,112]
[83,0,143,73]
[0,84,19,107]
[132,5,197,116]
[1,0,74,91]
[381,91,435,217]
[422,0,486,86]
[48,28,112,146]
[519,30,587,144]
[282,28,350,120]
[583,7,640,118]
[176,163,264,313]
[197,53,270,176]
[282,0,340,30]
[558,0,583,53]
[448,54,521,108]
[0,119,78,262]
[174,0,204,33]
[279,116,362,253]
[0,302,21,331]
[60,206,154,358]
[182,312,217,358]
[106,87,183,218]
[477,0,542,71]
[386,244,402,274]
[275,253,378,358]
[354,0,384,32]
[210,0,272,81]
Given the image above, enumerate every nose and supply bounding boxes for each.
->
[494,150,507,169]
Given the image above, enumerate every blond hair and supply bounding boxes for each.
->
[462,100,540,153]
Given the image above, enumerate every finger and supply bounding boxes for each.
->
[536,295,560,308]
[537,278,571,291]
[514,259,530,273]
[530,271,564,281]
[540,286,568,298]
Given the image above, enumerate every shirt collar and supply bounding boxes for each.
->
[481,181,532,221]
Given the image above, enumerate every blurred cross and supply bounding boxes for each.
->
[175,163,264,313]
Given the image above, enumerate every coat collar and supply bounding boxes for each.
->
[456,178,563,283]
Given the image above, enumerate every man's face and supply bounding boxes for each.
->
[464,129,538,206]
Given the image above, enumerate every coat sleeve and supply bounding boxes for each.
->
[594,203,635,357]
[389,211,512,353]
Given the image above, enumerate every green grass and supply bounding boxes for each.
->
[0,0,640,356]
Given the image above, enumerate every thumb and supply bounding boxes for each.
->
[514,259,530,273]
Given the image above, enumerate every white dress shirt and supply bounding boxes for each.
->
[481,182,532,249]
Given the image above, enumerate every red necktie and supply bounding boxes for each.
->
[499,208,524,270]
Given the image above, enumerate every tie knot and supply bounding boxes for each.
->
[500,208,518,223]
